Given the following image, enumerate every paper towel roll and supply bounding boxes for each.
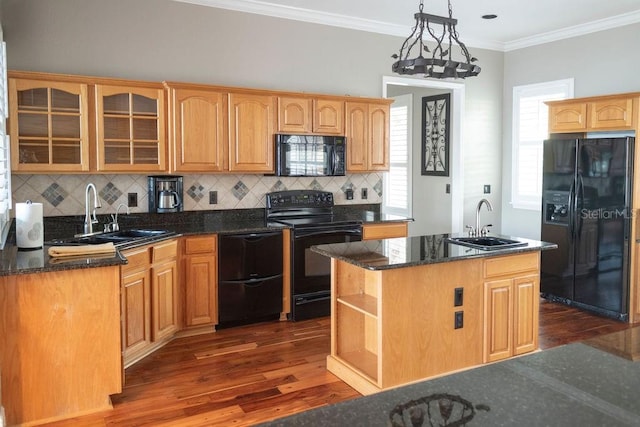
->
[16,201,44,249]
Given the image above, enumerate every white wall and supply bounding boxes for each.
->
[501,23,640,239]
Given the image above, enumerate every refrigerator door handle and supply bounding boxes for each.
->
[576,174,585,238]
[568,180,576,238]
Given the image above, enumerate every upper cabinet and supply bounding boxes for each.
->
[9,77,90,172]
[96,84,166,172]
[547,94,638,134]
[346,100,391,172]
[9,71,391,174]
[277,96,344,135]
[166,85,228,172]
[313,99,344,135]
[588,98,635,130]
[229,92,276,173]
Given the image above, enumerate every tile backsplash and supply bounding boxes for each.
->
[11,173,383,217]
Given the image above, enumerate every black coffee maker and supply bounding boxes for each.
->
[148,175,183,213]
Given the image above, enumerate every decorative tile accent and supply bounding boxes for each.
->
[340,180,354,193]
[41,183,68,207]
[374,178,383,196]
[309,179,323,191]
[270,180,287,192]
[99,182,122,206]
[187,182,205,202]
[232,181,249,200]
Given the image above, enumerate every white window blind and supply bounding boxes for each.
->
[0,40,11,248]
[512,79,573,210]
[384,94,411,217]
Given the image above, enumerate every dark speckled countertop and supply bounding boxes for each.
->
[311,234,557,270]
[0,204,411,276]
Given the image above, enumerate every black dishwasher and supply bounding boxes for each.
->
[218,231,283,327]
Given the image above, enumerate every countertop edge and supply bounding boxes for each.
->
[312,234,557,271]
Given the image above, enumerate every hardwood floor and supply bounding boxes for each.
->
[45,300,634,427]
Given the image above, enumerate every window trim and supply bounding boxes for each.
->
[511,78,574,211]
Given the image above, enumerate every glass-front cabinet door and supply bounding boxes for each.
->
[96,84,165,172]
[9,78,89,172]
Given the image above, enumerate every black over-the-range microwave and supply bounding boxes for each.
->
[274,134,346,177]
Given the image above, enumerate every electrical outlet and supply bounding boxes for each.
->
[345,188,354,200]
[361,188,368,199]
[454,287,463,307]
[209,191,218,205]
[454,311,464,329]
[484,184,491,194]
[127,193,138,208]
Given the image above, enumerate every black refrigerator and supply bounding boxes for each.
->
[541,136,634,321]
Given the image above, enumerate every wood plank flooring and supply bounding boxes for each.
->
[44,300,634,427]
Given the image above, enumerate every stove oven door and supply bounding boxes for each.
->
[290,224,362,320]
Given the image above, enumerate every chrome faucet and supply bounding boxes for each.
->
[107,203,130,232]
[473,198,493,236]
[81,183,102,236]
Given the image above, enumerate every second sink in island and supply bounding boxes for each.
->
[312,234,557,395]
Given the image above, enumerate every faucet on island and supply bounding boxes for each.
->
[467,198,493,236]
[77,183,102,237]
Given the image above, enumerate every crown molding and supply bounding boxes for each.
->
[504,9,640,51]
[173,0,640,53]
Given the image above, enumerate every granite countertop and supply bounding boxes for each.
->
[260,339,640,426]
[311,234,557,271]
[1,204,408,276]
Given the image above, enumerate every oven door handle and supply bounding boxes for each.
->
[294,229,362,239]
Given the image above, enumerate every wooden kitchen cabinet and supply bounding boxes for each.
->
[277,96,312,133]
[346,100,391,172]
[277,96,344,135]
[229,92,276,172]
[121,246,152,364]
[483,252,540,363]
[151,239,179,341]
[362,222,408,240]
[166,85,228,172]
[588,98,635,130]
[96,83,166,172]
[121,238,178,367]
[0,266,122,425]
[547,94,637,133]
[8,76,90,172]
[183,235,218,327]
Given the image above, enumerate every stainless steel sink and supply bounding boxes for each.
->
[47,229,174,247]
[446,236,528,251]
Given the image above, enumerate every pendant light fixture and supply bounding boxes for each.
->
[392,0,481,79]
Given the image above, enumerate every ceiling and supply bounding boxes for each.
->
[174,0,640,51]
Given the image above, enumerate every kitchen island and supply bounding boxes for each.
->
[312,234,556,395]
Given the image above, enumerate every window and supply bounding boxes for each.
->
[383,94,411,217]
[0,40,11,248]
[512,79,573,210]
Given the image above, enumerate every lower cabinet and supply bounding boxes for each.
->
[483,252,540,363]
[183,235,218,327]
[121,238,178,367]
